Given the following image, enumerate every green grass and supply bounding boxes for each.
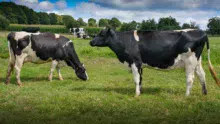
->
[0,32,220,123]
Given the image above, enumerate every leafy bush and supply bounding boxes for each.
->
[0,14,9,30]
[84,27,102,36]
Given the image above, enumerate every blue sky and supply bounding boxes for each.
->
[1,0,220,29]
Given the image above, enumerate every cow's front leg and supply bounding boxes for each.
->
[49,60,58,81]
[131,63,142,97]
[57,67,63,80]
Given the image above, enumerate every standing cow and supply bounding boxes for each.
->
[6,32,88,85]
[90,28,220,96]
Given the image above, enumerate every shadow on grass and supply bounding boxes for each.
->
[0,76,80,85]
[69,87,162,96]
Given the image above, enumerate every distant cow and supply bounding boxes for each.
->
[90,28,220,96]
[6,32,88,85]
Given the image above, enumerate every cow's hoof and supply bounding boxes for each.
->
[17,82,23,86]
[59,77,64,81]
[5,81,10,85]
[48,77,52,82]
[134,94,140,97]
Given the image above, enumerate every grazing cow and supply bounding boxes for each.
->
[6,32,88,85]
[90,28,220,96]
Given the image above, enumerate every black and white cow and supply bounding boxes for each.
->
[6,32,88,85]
[90,28,220,96]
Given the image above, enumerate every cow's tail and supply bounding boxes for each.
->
[8,41,12,62]
[206,39,220,87]
[7,40,15,65]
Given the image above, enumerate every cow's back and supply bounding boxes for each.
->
[31,32,70,61]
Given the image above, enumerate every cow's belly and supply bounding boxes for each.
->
[22,42,54,64]
[142,52,191,70]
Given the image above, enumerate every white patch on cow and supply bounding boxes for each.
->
[63,40,72,47]
[134,30,139,42]
[14,32,30,41]
[85,71,89,80]
[174,29,195,32]
[195,57,207,94]
[55,34,60,39]
[181,48,198,96]
[14,31,40,41]
[131,63,140,96]
[82,64,89,80]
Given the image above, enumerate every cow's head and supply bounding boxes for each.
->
[90,28,115,47]
[75,63,89,81]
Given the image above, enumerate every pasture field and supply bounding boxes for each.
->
[0,33,220,124]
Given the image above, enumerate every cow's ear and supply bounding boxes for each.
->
[107,28,114,36]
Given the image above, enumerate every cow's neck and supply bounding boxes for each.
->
[108,33,132,63]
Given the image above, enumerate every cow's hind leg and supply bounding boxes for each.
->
[5,42,15,85]
[5,61,14,85]
[131,63,142,97]
[14,54,26,86]
[195,58,207,95]
[184,55,197,96]
[49,60,58,81]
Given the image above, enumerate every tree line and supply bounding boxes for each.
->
[0,2,220,35]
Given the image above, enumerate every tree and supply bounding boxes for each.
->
[189,21,199,29]
[109,17,121,29]
[158,16,181,30]
[0,2,39,24]
[182,23,191,29]
[99,18,109,27]
[140,19,157,30]
[0,14,9,30]
[77,18,87,26]
[38,12,50,24]
[207,17,220,35]
[62,15,74,25]
[120,21,137,31]
[182,21,199,29]
[49,13,58,25]
[62,15,79,29]
[21,6,39,24]
[65,19,80,29]
[88,18,96,27]
[56,15,63,25]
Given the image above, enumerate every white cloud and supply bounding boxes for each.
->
[74,2,218,29]
[38,1,54,11]
[56,0,67,9]
[92,0,220,10]
[13,0,38,9]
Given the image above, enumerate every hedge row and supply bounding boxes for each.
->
[9,25,69,33]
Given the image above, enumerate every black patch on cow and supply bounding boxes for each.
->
[7,32,16,56]
[31,32,69,61]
